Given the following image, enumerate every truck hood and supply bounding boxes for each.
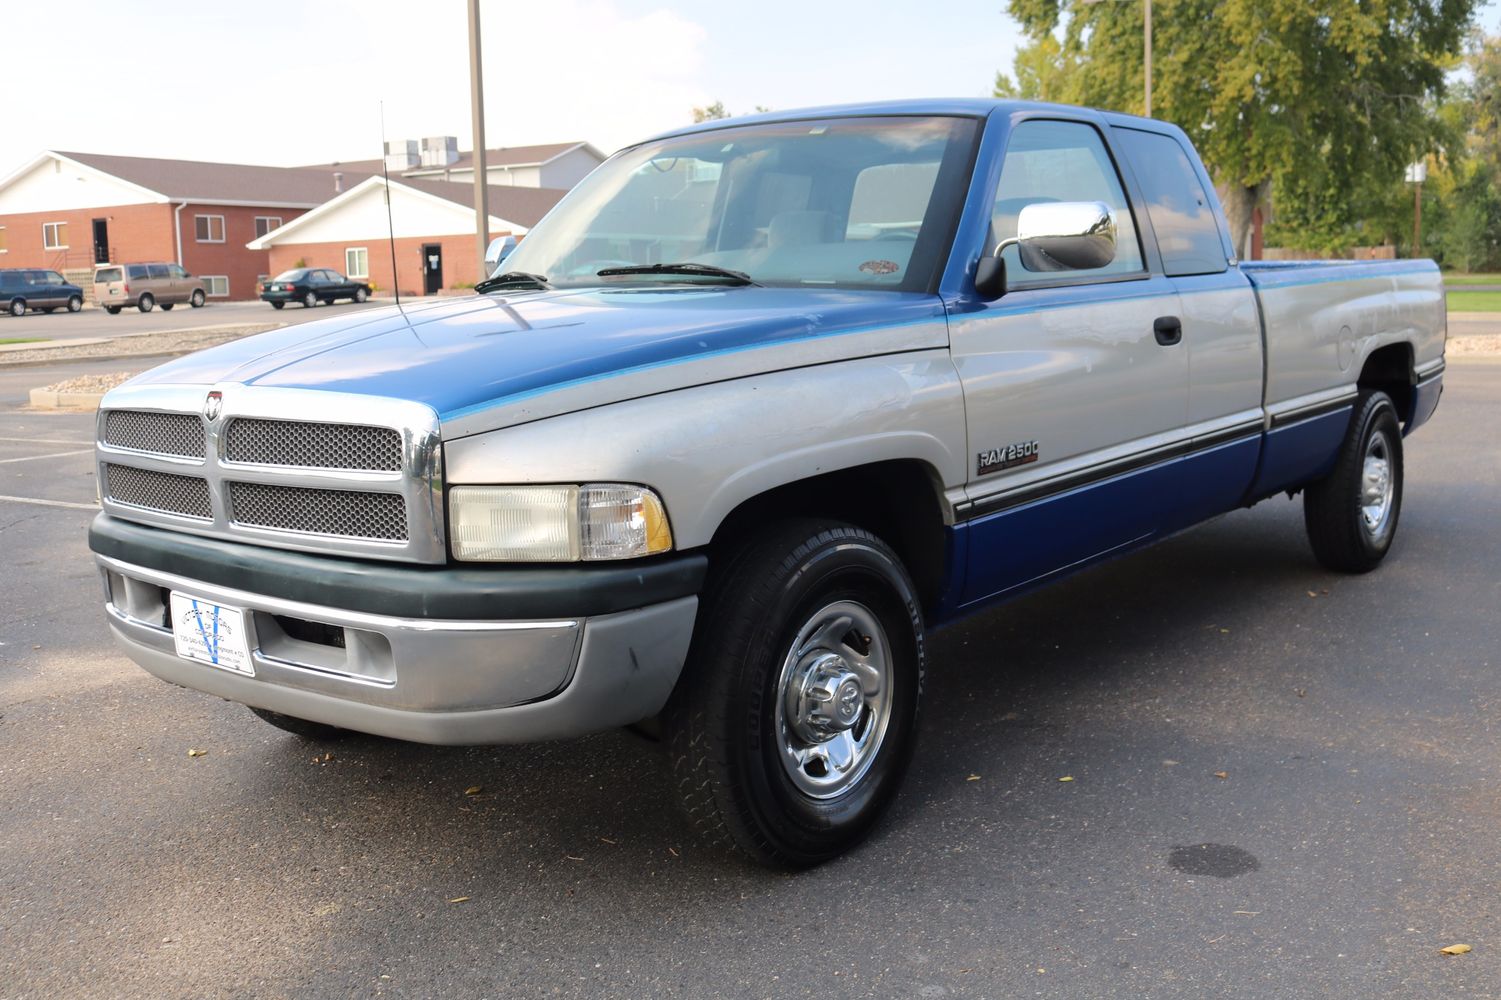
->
[126,287,947,434]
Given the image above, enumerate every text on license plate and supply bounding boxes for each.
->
[169,593,254,676]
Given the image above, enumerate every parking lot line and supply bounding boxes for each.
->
[0,493,98,511]
[0,436,94,446]
[0,448,94,464]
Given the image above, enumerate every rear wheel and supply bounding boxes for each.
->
[248,706,348,741]
[137,293,154,313]
[190,289,205,307]
[302,291,317,308]
[664,519,924,868]
[106,306,122,315]
[8,299,24,317]
[270,301,285,310]
[67,295,82,313]
[160,302,174,311]
[1304,390,1404,573]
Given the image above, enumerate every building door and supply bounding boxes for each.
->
[422,244,443,295]
[92,219,110,264]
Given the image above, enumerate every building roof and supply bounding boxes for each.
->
[304,141,603,176]
[404,179,567,228]
[245,175,568,249]
[55,150,367,207]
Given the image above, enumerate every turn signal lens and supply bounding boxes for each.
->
[449,484,673,562]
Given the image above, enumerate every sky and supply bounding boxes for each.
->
[2,0,1500,175]
[0,0,1030,172]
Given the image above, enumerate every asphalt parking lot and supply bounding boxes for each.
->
[1,359,1498,999]
[0,298,384,343]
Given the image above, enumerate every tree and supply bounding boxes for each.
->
[692,101,729,123]
[1003,0,1478,255]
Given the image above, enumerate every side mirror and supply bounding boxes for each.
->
[484,235,517,276]
[998,201,1117,274]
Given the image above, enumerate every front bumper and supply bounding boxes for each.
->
[91,515,704,744]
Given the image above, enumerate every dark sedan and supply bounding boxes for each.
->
[260,268,371,309]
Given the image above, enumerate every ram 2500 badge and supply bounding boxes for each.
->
[89,100,1445,867]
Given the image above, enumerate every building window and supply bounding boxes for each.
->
[345,247,369,279]
[202,275,230,297]
[0,226,7,253]
[194,215,225,243]
[43,222,68,250]
[254,216,283,239]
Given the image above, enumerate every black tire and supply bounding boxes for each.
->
[270,301,285,310]
[190,289,205,307]
[302,291,317,308]
[248,706,348,741]
[1304,390,1404,573]
[40,308,55,314]
[664,519,924,868]
[354,286,368,303]
[160,302,174,311]
[137,293,154,313]
[106,306,122,315]
[67,295,82,313]
[8,299,26,316]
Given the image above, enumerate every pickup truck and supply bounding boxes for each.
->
[88,100,1445,868]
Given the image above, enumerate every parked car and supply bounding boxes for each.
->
[94,263,206,314]
[1,268,84,316]
[260,268,371,309]
[88,100,1445,868]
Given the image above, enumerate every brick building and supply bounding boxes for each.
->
[0,151,364,300]
[247,176,565,297]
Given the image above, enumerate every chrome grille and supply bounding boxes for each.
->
[106,464,213,520]
[103,410,205,458]
[225,418,402,472]
[229,482,408,541]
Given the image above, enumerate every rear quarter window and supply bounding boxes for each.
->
[127,265,149,280]
[1113,128,1228,276]
[147,264,170,279]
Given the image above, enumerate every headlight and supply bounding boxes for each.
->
[449,483,673,562]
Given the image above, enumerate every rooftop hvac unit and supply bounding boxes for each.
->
[421,136,460,168]
[384,140,419,172]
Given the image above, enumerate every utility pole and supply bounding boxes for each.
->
[468,0,490,276]
[1406,160,1427,257]
[1143,0,1152,117]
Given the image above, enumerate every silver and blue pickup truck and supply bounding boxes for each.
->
[89,100,1445,867]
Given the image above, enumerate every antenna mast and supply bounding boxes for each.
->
[379,101,402,308]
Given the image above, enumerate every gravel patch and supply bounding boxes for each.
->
[39,371,138,394]
[0,325,277,365]
[1449,334,1501,355]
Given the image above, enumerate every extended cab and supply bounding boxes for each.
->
[88,101,1445,867]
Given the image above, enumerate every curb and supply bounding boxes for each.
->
[28,388,104,411]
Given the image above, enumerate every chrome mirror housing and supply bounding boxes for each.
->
[484,235,517,276]
[996,201,1117,272]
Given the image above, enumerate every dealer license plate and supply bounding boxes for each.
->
[169,593,254,676]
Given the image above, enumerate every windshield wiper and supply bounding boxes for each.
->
[475,271,550,294]
[594,262,759,286]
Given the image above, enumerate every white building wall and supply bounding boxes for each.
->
[0,157,162,214]
[537,148,604,189]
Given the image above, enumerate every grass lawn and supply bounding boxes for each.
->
[1446,290,1501,312]
[0,337,45,346]
[1442,273,1501,286]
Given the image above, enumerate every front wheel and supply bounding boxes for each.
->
[160,302,174,311]
[354,286,368,303]
[190,289,205,307]
[302,291,317,308]
[106,305,122,315]
[270,301,285,310]
[1304,390,1404,573]
[67,295,82,313]
[664,520,924,868]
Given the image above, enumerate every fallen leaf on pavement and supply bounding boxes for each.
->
[1058,776,1075,782]
[448,896,470,904]
[464,786,483,796]
[1440,944,1472,955]
[1214,771,1229,779]
[966,774,981,781]
[187,748,206,757]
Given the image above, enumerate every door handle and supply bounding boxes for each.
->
[1154,315,1182,346]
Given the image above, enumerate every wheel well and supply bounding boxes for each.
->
[1358,343,1414,425]
[707,460,950,614]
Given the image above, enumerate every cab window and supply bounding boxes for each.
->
[991,120,1144,281]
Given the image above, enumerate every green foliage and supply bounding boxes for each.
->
[1002,0,1478,254]
[692,101,729,123]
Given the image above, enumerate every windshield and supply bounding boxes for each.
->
[499,115,979,292]
[272,269,308,281]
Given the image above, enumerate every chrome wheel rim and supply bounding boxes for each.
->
[1360,430,1395,538]
[773,599,893,800]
